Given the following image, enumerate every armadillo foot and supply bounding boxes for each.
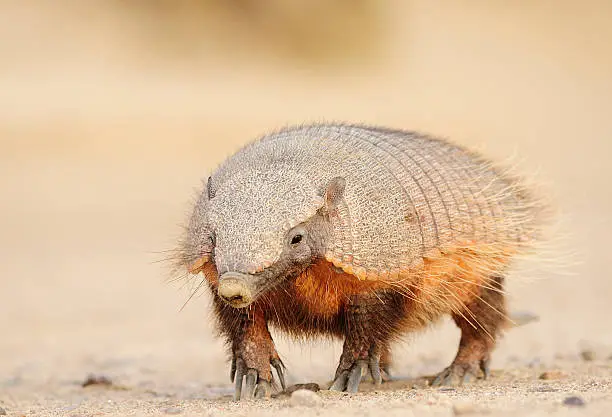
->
[330,360,366,392]
[231,356,285,400]
[329,344,389,393]
[431,357,490,387]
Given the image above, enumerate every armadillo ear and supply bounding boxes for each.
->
[324,176,346,210]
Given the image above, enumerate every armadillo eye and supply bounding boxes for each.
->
[290,234,303,245]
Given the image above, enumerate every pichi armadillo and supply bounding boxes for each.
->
[178,123,548,400]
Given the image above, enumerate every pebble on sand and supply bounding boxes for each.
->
[82,373,113,388]
[563,396,586,407]
[289,389,324,407]
[538,371,566,380]
[0,407,6,415]
[284,383,320,395]
[163,406,183,414]
[580,350,596,361]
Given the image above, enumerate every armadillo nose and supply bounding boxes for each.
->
[218,272,253,308]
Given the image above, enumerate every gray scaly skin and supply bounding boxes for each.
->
[178,123,547,400]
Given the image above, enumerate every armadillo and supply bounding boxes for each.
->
[178,123,548,400]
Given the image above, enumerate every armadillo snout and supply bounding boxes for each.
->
[218,272,253,308]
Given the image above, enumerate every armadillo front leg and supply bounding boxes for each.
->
[330,291,403,392]
[214,298,285,400]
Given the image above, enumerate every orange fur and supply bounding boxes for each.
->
[291,260,388,317]
[204,245,511,339]
[208,248,510,388]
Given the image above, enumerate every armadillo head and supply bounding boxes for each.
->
[188,168,345,308]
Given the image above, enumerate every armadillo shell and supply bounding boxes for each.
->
[208,124,544,281]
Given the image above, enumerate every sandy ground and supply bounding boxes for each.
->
[1,1,611,416]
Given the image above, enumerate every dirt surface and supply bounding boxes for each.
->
[3,361,612,416]
[1,1,611,416]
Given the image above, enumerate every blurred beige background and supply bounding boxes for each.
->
[1,0,611,398]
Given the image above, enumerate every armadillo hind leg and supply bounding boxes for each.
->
[432,275,507,386]
[330,290,405,392]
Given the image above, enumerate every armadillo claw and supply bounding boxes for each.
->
[232,357,246,401]
[431,360,485,387]
[232,357,285,401]
[346,360,368,393]
[369,355,383,385]
[255,380,272,399]
[243,369,258,399]
[271,358,287,391]
[480,357,491,380]
[432,366,461,387]
[330,359,379,393]
[329,370,349,392]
